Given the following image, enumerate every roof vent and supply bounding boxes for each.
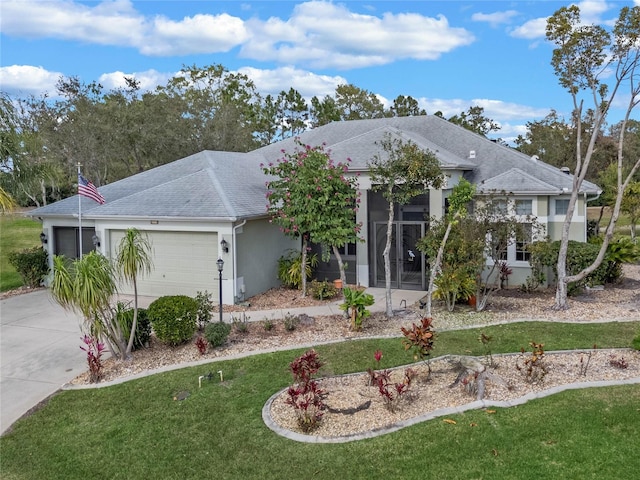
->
[469,150,476,159]
[560,167,571,175]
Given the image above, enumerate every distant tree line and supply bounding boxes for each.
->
[0,62,637,208]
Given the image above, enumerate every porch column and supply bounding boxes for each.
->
[356,188,369,287]
[429,189,444,220]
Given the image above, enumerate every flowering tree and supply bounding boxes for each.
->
[262,140,362,296]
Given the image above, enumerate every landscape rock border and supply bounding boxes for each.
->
[262,349,640,444]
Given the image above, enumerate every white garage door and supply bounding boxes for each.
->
[110,230,218,298]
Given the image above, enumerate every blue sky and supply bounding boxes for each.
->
[1,0,638,143]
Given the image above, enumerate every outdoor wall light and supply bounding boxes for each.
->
[92,234,100,248]
[40,232,47,244]
[220,238,229,253]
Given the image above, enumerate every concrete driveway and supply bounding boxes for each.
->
[1,290,86,435]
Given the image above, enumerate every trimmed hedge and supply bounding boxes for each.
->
[148,295,198,346]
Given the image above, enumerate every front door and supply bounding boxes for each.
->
[373,221,425,290]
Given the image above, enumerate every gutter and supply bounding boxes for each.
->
[232,218,247,302]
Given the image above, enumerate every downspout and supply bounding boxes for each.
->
[232,219,247,302]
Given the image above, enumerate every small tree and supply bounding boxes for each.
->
[369,134,444,316]
[263,140,361,296]
[115,228,153,358]
[51,252,126,360]
[622,181,640,240]
[417,178,475,317]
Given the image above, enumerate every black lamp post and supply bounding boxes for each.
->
[217,258,224,323]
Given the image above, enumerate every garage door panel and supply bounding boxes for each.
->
[110,230,218,298]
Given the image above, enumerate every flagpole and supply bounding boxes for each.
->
[77,163,83,258]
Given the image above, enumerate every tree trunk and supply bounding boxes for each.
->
[332,245,347,289]
[383,197,394,317]
[125,277,138,358]
[425,220,453,318]
[301,235,308,297]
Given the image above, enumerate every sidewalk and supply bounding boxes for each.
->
[1,287,425,435]
[124,288,426,322]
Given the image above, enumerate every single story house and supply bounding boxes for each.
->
[28,115,600,303]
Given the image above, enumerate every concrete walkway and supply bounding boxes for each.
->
[0,287,425,435]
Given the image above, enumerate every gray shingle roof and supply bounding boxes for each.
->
[29,115,600,220]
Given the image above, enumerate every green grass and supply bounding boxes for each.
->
[1,321,639,480]
[0,213,42,291]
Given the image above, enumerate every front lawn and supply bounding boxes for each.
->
[1,322,639,480]
[0,213,42,291]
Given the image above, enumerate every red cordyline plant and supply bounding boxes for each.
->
[80,335,105,383]
[194,336,208,355]
[401,317,436,374]
[286,349,327,432]
[372,368,416,412]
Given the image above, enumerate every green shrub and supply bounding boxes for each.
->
[283,312,299,331]
[339,287,375,331]
[277,249,318,289]
[115,304,151,350]
[195,290,214,330]
[7,247,49,288]
[148,295,198,346]
[528,240,627,294]
[309,279,338,300]
[204,321,232,348]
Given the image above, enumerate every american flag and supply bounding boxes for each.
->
[78,174,105,204]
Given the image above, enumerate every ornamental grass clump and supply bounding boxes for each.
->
[286,349,327,432]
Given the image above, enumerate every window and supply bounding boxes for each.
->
[336,243,357,257]
[555,199,569,215]
[492,199,508,215]
[515,223,532,262]
[515,199,532,215]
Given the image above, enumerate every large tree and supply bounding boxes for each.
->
[263,141,361,296]
[369,134,444,316]
[447,106,500,137]
[546,5,640,309]
[335,84,385,120]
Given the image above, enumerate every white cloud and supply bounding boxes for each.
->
[0,0,145,47]
[0,65,63,97]
[98,70,173,92]
[143,13,248,56]
[237,66,347,99]
[510,17,549,39]
[471,10,519,27]
[418,97,550,122]
[1,0,474,68]
[241,2,475,69]
[0,0,246,57]
[509,0,626,40]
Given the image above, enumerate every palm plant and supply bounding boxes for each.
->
[115,228,153,357]
[51,252,125,359]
